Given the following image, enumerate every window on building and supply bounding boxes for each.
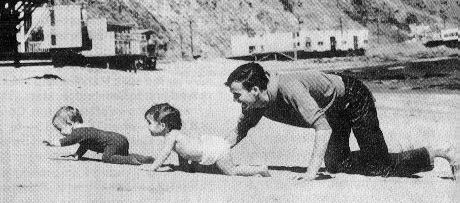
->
[318,41,323,46]
[260,45,264,52]
[297,42,300,46]
[249,46,255,53]
[305,37,312,48]
[51,35,56,45]
[342,41,347,45]
[31,27,44,41]
[363,40,368,44]
[292,32,299,38]
[50,10,55,26]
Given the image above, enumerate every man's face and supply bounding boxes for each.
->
[229,82,260,110]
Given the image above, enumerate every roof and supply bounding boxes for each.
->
[85,6,136,27]
[132,29,155,35]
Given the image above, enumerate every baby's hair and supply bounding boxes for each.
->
[52,106,83,127]
[145,103,182,130]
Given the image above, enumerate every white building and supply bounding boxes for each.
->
[130,29,156,55]
[49,5,83,49]
[231,29,369,57]
[440,28,459,42]
[81,18,116,56]
[408,24,431,39]
[18,5,82,52]
[18,4,157,57]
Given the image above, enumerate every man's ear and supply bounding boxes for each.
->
[250,86,261,94]
[160,122,166,130]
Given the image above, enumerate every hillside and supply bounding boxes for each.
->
[65,0,459,60]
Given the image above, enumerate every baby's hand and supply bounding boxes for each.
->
[156,166,173,172]
[139,165,155,171]
[42,140,53,146]
[60,154,78,161]
[43,139,61,147]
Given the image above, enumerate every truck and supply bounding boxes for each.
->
[18,4,157,71]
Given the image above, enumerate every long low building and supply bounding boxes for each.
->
[231,28,369,58]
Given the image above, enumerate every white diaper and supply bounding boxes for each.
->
[199,135,231,165]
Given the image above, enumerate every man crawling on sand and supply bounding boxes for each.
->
[43,106,155,165]
[140,103,270,177]
[224,62,459,180]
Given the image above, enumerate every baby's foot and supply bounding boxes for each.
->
[451,164,459,181]
[259,165,271,177]
[131,157,142,165]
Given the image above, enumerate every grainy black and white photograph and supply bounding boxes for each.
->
[1,0,459,202]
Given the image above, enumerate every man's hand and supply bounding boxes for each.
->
[291,172,317,181]
[291,172,333,181]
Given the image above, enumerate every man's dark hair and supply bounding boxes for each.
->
[224,62,269,90]
[52,106,83,125]
[145,103,182,130]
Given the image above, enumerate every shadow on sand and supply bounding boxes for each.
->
[49,158,424,179]
[48,157,101,162]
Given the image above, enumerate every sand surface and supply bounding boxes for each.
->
[1,59,458,202]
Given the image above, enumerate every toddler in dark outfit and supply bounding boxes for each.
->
[43,106,155,165]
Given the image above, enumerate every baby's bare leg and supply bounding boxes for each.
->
[216,153,270,177]
[102,146,141,165]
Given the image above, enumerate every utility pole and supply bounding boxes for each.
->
[377,16,380,43]
[339,17,343,34]
[189,19,194,57]
[174,22,184,58]
[179,29,184,58]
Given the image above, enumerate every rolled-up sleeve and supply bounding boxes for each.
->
[281,80,329,130]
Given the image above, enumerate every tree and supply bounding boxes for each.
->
[0,0,48,54]
[439,0,448,28]
[405,13,419,25]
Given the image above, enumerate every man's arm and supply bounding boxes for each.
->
[304,116,331,180]
[281,80,332,180]
[226,107,264,148]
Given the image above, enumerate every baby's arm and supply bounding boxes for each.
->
[61,145,88,160]
[42,139,62,147]
[43,131,82,147]
[146,135,177,171]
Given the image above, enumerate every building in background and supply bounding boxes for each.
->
[17,3,158,70]
[230,28,368,60]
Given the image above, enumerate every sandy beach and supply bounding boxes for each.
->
[1,58,458,202]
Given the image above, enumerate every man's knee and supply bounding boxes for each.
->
[324,154,345,173]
